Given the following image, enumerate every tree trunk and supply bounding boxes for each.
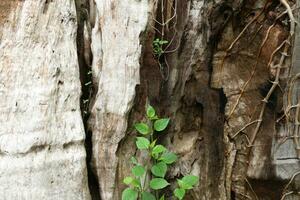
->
[0,0,90,199]
[0,0,300,200]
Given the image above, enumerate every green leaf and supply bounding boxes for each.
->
[154,118,170,132]
[182,175,199,187]
[150,178,169,190]
[136,137,150,149]
[151,162,167,178]
[132,165,145,177]
[131,156,138,165]
[152,115,159,120]
[152,145,166,159]
[122,188,138,200]
[152,145,167,155]
[146,105,156,118]
[141,192,156,200]
[159,40,168,45]
[131,179,141,189]
[177,179,193,190]
[134,123,150,135]
[174,188,185,200]
[123,177,134,185]
[159,195,165,200]
[159,152,177,164]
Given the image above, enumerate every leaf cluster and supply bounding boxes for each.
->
[153,38,168,58]
[122,105,198,200]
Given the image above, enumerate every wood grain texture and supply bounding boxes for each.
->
[88,0,150,199]
[0,1,90,199]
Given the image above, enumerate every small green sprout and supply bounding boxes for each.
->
[153,38,168,58]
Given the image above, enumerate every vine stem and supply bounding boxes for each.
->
[281,171,300,199]
[226,10,282,120]
[248,39,290,147]
[229,3,294,147]
[217,3,268,88]
[294,99,300,158]
[227,8,290,120]
[142,120,154,195]
[231,120,260,139]
[287,73,300,158]
[279,0,296,36]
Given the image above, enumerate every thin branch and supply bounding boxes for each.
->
[245,178,259,200]
[277,104,300,122]
[231,120,260,139]
[217,2,269,86]
[294,100,300,158]
[280,0,296,36]
[287,73,300,108]
[285,171,300,189]
[227,8,292,120]
[248,40,290,147]
[227,20,278,120]
[280,191,295,200]
[267,40,289,70]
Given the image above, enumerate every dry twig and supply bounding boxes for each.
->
[281,170,300,200]
[248,40,290,147]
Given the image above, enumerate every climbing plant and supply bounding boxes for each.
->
[122,105,199,200]
[153,38,168,58]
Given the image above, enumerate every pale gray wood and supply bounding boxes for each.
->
[88,0,151,199]
[0,1,91,199]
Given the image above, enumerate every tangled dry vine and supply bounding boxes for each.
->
[222,0,299,198]
[152,0,178,81]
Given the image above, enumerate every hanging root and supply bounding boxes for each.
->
[227,14,282,120]
[229,0,296,146]
[231,120,260,139]
[218,8,265,87]
[279,0,296,36]
[294,98,300,158]
[151,0,178,81]
[248,40,290,147]
[281,171,300,200]
[281,191,300,200]
[245,178,259,200]
[287,73,300,158]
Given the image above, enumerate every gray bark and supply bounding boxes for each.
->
[0,1,90,199]
[88,0,151,199]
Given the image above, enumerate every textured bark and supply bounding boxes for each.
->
[212,0,300,199]
[0,0,90,199]
[87,0,151,199]
[1,0,300,200]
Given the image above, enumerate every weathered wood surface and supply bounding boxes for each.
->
[88,0,150,199]
[0,1,90,199]
[0,0,300,199]
[273,0,300,199]
[212,0,300,199]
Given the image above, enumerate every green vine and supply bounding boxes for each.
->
[122,105,199,200]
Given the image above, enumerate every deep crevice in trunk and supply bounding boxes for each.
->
[75,1,100,199]
[115,10,162,199]
[118,1,228,199]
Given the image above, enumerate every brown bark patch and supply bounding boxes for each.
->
[0,0,19,29]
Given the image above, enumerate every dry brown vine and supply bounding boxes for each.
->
[281,170,300,199]
[227,9,290,120]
